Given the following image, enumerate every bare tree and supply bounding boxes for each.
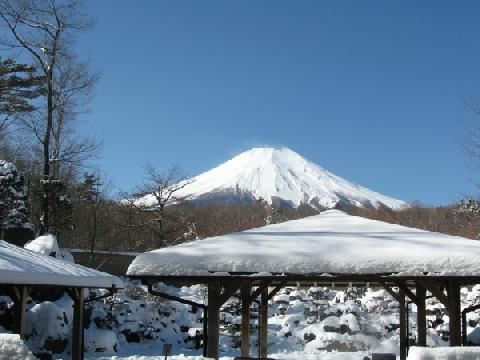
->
[0,0,94,234]
[126,165,192,249]
[462,102,480,180]
[50,56,100,180]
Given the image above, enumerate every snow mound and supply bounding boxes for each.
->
[407,346,480,360]
[128,210,480,276]
[139,147,406,210]
[0,333,36,360]
[24,234,58,256]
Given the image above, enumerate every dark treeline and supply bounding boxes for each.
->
[346,201,480,240]
[68,194,319,252]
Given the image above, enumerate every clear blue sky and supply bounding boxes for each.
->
[77,0,480,205]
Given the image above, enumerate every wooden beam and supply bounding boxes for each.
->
[258,285,268,358]
[416,282,427,347]
[418,280,448,306]
[12,286,30,339]
[399,289,407,360]
[380,283,407,360]
[207,282,221,359]
[379,281,401,302]
[249,280,270,303]
[218,280,246,305]
[147,285,207,309]
[71,288,85,360]
[266,281,287,301]
[393,280,418,305]
[447,280,462,346]
[241,282,251,358]
[203,307,208,358]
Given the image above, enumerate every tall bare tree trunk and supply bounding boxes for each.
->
[41,70,54,234]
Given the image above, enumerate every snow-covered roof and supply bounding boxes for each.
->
[128,210,480,277]
[0,240,123,288]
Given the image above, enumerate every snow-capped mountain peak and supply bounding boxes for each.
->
[144,147,407,210]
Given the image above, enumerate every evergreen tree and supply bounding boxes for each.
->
[0,160,32,233]
[48,180,73,241]
[255,197,283,225]
[0,58,43,122]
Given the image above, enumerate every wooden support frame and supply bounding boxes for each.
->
[240,280,285,359]
[415,282,427,347]
[380,282,407,360]
[398,290,407,360]
[248,280,270,303]
[258,286,269,359]
[206,280,248,359]
[207,282,221,359]
[266,280,287,301]
[393,280,418,305]
[147,285,207,309]
[379,281,401,302]
[12,285,30,339]
[447,280,462,346]
[419,279,463,346]
[418,280,448,306]
[241,281,251,358]
[133,273,480,356]
[70,287,85,360]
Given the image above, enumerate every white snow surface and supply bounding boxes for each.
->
[407,346,480,360]
[139,147,406,210]
[128,210,480,276]
[0,333,36,360]
[0,240,123,288]
[24,234,58,255]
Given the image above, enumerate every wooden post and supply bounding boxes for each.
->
[416,282,427,347]
[72,288,85,360]
[241,282,251,358]
[12,286,30,339]
[399,289,407,360]
[447,280,462,346]
[258,286,268,358]
[207,282,221,359]
[203,307,208,358]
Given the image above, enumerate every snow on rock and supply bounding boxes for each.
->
[57,248,75,263]
[0,240,122,288]
[84,327,118,353]
[128,210,480,276]
[407,346,480,360]
[138,147,406,210]
[0,333,36,360]
[25,295,72,353]
[24,234,59,256]
[24,234,75,262]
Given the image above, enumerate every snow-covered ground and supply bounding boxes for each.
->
[3,277,480,360]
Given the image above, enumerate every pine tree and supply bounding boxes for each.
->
[0,160,32,233]
[255,197,283,225]
[48,180,73,241]
[0,58,43,120]
[456,198,480,215]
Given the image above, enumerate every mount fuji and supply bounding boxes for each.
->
[144,147,407,210]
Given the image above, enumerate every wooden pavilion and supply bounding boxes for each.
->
[0,240,122,360]
[127,210,480,360]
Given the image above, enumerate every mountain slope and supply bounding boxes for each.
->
[144,147,407,210]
